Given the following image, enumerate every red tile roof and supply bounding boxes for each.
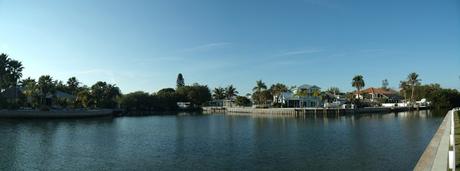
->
[354,87,397,95]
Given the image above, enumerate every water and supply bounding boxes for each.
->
[0,110,446,170]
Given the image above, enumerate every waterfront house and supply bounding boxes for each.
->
[273,84,322,108]
[51,91,76,108]
[0,86,76,108]
[354,87,402,103]
[207,98,236,107]
[0,86,22,103]
[177,102,191,109]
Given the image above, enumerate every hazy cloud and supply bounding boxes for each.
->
[182,42,231,52]
[134,56,184,64]
[279,48,322,56]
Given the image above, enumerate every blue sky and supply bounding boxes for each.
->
[0,0,459,94]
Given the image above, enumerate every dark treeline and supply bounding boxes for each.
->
[120,83,212,114]
[0,53,214,114]
[401,83,460,108]
[0,53,122,110]
[18,76,121,110]
[398,73,460,109]
[1,53,459,112]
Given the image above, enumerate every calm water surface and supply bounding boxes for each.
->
[0,110,446,170]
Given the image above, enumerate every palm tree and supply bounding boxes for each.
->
[0,53,11,90]
[269,83,289,106]
[406,72,421,103]
[91,82,121,108]
[107,84,121,108]
[326,87,340,96]
[399,81,408,102]
[76,89,91,108]
[252,80,268,105]
[312,89,322,107]
[20,77,38,107]
[382,79,389,90]
[7,60,24,103]
[253,80,267,92]
[269,83,289,97]
[295,89,308,97]
[67,77,80,95]
[225,85,238,99]
[0,54,23,103]
[37,75,55,106]
[212,87,226,100]
[352,75,365,100]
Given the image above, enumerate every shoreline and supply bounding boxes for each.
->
[0,109,115,119]
[0,106,431,119]
[203,106,430,115]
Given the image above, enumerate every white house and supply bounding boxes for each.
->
[273,84,322,108]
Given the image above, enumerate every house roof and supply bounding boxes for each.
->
[298,84,321,90]
[355,87,398,95]
[55,91,75,99]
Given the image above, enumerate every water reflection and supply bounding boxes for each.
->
[0,110,446,170]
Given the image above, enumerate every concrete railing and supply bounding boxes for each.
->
[415,108,460,171]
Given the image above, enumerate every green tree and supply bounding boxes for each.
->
[352,75,365,101]
[155,88,178,111]
[399,81,409,102]
[176,84,212,106]
[253,80,267,92]
[37,75,55,106]
[176,73,185,88]
[235,96,251,106]
[76,88,92,108]
[19,77,39,107]
[270,83,289,97]
[270,83,289,107]
[326,87,340,96]
[295,89,308,97]
[404,83,460,108]
[212,87,226,100]
[7,60,24,102]
[157,88,176,96]
[55,80,67,92]
[252,80,269,105]
[0,53,12,90]
[252,90,272,105]
[407,72,421,103]
[120,91,154,112]
[382,79,389,90]
[225,85,238,99]
[90,81,121,108]
[312,89,322,107]
[0,53,23,105]
[67,77,80,95]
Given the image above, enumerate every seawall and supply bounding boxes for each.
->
[203,106,422,115]
[414,108,459,170]
[0,109,114,118]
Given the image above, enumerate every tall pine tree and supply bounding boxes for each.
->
[176,73,185,88]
